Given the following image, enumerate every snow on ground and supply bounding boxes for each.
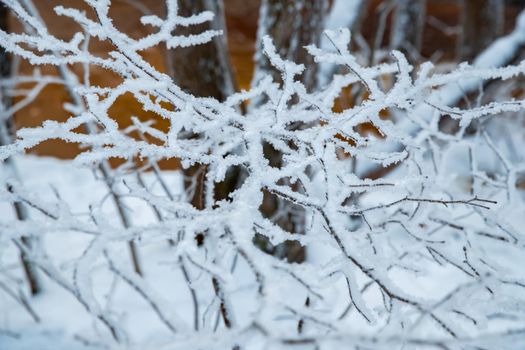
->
[2,145,525,350]
[0,156,298,349]
[0,156,239,349]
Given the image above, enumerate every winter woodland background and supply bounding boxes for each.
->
[1,0,525,349]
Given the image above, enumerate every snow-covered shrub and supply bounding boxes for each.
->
[1,1,525,349]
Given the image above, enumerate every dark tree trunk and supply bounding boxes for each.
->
[253,0,328,263]
[254,0,329,91]
[389,0,426,61]
[348,0,370,51]
[0,4,41,295]
[167,1,237,241]
[168,0,235,101]
[458,0,504,61]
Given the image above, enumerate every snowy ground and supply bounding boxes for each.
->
[2,152,525,349]
[0,156,209,349]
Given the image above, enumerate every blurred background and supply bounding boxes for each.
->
[4,0,525,162]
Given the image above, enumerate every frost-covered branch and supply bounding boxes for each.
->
[0,1,525,349]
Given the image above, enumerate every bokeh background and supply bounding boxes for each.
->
[7,0,525,161]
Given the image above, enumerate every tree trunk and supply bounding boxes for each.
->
[254,0,329,91]
[348,0,370,52]
[0,3,41,295]
[458,0,504,61]
[253,0,328,263]
[167,1,237,239]
[167,0,235,101]
[389,0,426,61]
